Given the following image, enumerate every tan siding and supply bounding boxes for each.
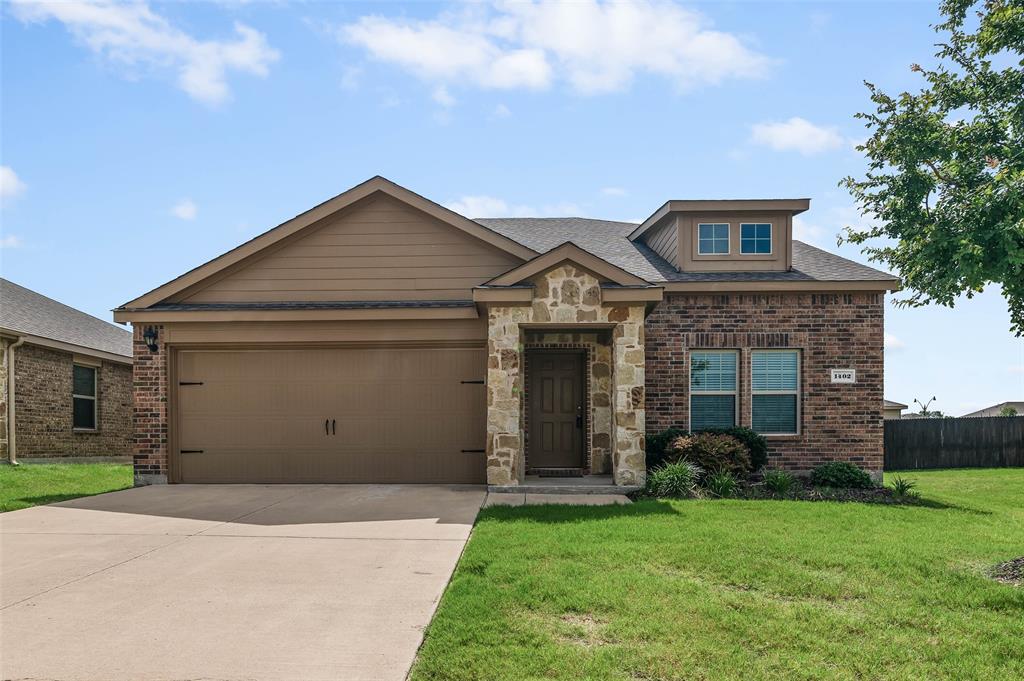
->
[644,218,678,268]
[181,195,522,303]
[162,319,488,344]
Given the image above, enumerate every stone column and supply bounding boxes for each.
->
[611,306,647,487]
[486,307,524,485]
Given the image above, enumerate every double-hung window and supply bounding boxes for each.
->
[689,350,738,431]
[740,223,772,254]
[751,350,799,434]
[72,365,97,430]
[697,223,729,255]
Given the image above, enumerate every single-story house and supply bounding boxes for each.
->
[114,177,898,487]
[961,401,1023,417]
[884,399,908,420]
[1,278,133,462]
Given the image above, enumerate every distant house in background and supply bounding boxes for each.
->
[1,279,133,463]
[883,399,908,420]
[961,401,1024,418]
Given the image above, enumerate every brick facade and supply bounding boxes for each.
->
[2,342,132,459]
[132,325,169,484]
[645,292,885,475]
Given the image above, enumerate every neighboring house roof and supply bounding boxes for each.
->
[477,217,897,285]
[961,401,1024,417]
[884,399,909,410]
[0,278,132,359]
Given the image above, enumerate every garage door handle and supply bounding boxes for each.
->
[325,419,329,435]
[181,449,204,454]
[332,419,336,435]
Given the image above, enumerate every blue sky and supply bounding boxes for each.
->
[1,0,1021,416]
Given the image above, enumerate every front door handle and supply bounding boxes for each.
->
[576,406,583,429]
[332,419,336,435]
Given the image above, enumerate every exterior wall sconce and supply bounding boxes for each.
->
[142,326,159,352]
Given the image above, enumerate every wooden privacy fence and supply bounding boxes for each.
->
[884,416,1024,470]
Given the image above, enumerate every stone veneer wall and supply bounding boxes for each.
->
[133,324,169,484]
[486,264,647,487]
[522,332,612,474]
[645,292,885,473]
[0,343,132,458]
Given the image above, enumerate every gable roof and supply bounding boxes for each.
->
[484,241,653,287]
[478,217,898,286]
[119,176,538,311]
[1,278,132,359]
[884,399,908,410]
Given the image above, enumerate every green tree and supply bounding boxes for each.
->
[999,405,1019,416]
[842,0,1024,334]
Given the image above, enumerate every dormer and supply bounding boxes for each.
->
[629,199,810,272]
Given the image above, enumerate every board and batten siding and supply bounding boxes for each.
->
[178,195,523,303]
[644,218,678,269]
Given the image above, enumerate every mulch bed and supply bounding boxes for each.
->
[990,557,1024,586]
[737,481,915,505]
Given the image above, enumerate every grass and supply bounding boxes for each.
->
[0,463,133,512]
[411,469,1024,680]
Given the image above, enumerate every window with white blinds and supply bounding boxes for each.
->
[690,350,738,431]
[751,350,799,434]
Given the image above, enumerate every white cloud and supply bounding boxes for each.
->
[792,216,826,246]
[492,103,512,118]
[432,85,456,107]
[340,1,770,98]
[0,166,27,200]
[445,195,581,218]
[884,333,905,351]
[11,0,279,105]
[171,198,198,220]
[751,117,845,155]
[0,234,23,248]
[601,186,627,197]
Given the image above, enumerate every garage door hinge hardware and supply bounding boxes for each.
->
[179,381,204,386]
[461,379,485,384]
[461,449,486,453]
[180,449,204,454]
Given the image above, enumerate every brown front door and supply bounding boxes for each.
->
[528,351,585,469]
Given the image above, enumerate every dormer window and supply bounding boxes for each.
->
[697,223,729,254]
[740,223,772,254]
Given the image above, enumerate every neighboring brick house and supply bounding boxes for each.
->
[114,177,898,488]
[1,279,132,462]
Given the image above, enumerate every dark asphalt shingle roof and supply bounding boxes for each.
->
[0,279,132,357]
[475,217,896,284]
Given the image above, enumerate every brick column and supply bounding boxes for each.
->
[133,325,168,484]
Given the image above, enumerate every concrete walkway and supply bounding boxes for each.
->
[0,484,486,681]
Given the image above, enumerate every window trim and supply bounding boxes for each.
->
[72,364,98,432]
[739,222,773,255]
[750,349,800,436]
[696,222,731,256]
[688,349,739,431]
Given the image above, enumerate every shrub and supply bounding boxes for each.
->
[810,461,875,489]
[645,461,702,499]
[888,475,919,498]
[645,428,688,469]
[762,469,797,496]
[668,433,752,478]
[697,426,769,471]
[704,470,739,498]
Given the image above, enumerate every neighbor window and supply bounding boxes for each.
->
[740,223,772,254]
[751,350,799,434]
[72,365,97,430]
[697,223,730,254]
[690,350,738,431]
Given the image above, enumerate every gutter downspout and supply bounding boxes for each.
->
[6,336,26,465]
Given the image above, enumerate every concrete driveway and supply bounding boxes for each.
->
[1,484,486,681]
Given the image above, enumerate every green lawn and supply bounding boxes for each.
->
[412,469,1024,681]
[0,463,133,512]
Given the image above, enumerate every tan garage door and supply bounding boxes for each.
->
[175,347,486,484]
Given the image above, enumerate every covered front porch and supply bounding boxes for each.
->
[473,243,663,491]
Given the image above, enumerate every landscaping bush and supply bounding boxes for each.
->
[645,461,702,499]
[762,469,797,496]
[810,461,875,489]
[668,433,752,478]
[888,475,919,498]
[697,426,769,471]
[704,470,739,498]
[645,427,687,469]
